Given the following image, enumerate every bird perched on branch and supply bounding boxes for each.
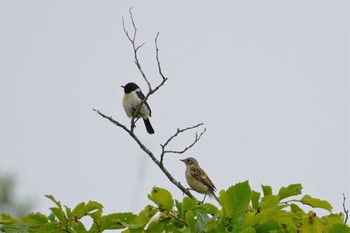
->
[181,157,220,205]
[121,82,155,134]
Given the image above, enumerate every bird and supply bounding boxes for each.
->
[180,157,220,204]
[121,82,155,134]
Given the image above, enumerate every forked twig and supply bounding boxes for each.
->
[160,124,206,164]
[122,8,167,133]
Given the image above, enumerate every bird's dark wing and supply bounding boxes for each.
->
[190,166,217,192]
[136,90,152,117]
[136,90,146,100]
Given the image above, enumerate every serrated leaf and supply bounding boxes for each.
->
[73,201,103,219]
[20,212,48,224]
[49,207,66,222]
[195,209,210,232]
[278,183,302,200]
[127,205,157,230]
[198,203,219,215]
[219,181,251,221]
[146,220,167,233]
[45,195,62,209]
[71,221,87,232]
[261,185,272,197]
[33,222,59,233]
[290,203,305,217]
[0,224,30,233]
[327,223,350,233]
[148,187,174,212]
[98,212,136,230]
[0,214,17,224]
[300,195,332,212]
[255,220,282,232]
[251,190,261,210]
[185,210,196,233]
[300,211,323,232]
[260,195,280,210]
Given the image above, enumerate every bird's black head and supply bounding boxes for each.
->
[121,82,139,94]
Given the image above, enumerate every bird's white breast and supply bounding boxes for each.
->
[122,91,149,118]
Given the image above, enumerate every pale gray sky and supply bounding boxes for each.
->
[0,0,349,218]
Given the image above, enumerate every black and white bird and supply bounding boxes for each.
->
[121,82,155,134]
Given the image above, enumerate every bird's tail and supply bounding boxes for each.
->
[143,118,155,134]
[211,192,221,206]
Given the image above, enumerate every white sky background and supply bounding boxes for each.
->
[0,0,349,219]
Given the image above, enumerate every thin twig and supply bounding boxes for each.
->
[122,8,151,91]
[343,193,349,224]
[160,124,206,164]
[155,32,167,83]
[122,8,168,133]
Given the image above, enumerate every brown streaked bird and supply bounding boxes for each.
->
[121,82,154,134]
[181,157,220,204]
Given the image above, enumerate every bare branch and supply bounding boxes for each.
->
[343,193,349,224]
[160,124,206,164]
[122,8,151,91]
[155,32,167,82]
[122,9,168,133]
[93,108,198,201]
[94,9,204,203]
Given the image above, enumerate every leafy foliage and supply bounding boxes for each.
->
[1,182,349,233]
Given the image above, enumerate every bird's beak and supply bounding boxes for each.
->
[121,85,125,88]
[180,159,185,163]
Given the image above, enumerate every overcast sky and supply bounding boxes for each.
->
[0,0,349,220]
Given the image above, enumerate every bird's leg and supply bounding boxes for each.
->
[130,117,140,132]
[183,188,192,196]
[201,194,207,204]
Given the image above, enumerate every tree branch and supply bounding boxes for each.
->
[93,109,198,201]
[343,193,349,224]
[160,124,206,164]
[122,8,168,133]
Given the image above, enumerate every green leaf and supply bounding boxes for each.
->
[49,207,66,222]
[260,195,280,210]
[0,214,17,224]
[300,211,323,233]
[277,183,302,200]
[45,195,62,209]
[195,209,210,232]
[33,222,61,233]
[176,197,197,217]
[327,223,350,233]
[290,203,305,217]
[198,203,219,215]
[220,181,251,221]
[148,187,174,212]
[72,201,103,219]
[98,212,136,230]
[185,210,196,233]
[240,227,256,233]
[251,190,261,210]
[0,224,29,233]
[128,205,157,230]
[255,221,282,233]
[261,185,272,196]
[46,195,67,222]
[300,195,333,212]
[20,212,48,224]
[146,220,167,233]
